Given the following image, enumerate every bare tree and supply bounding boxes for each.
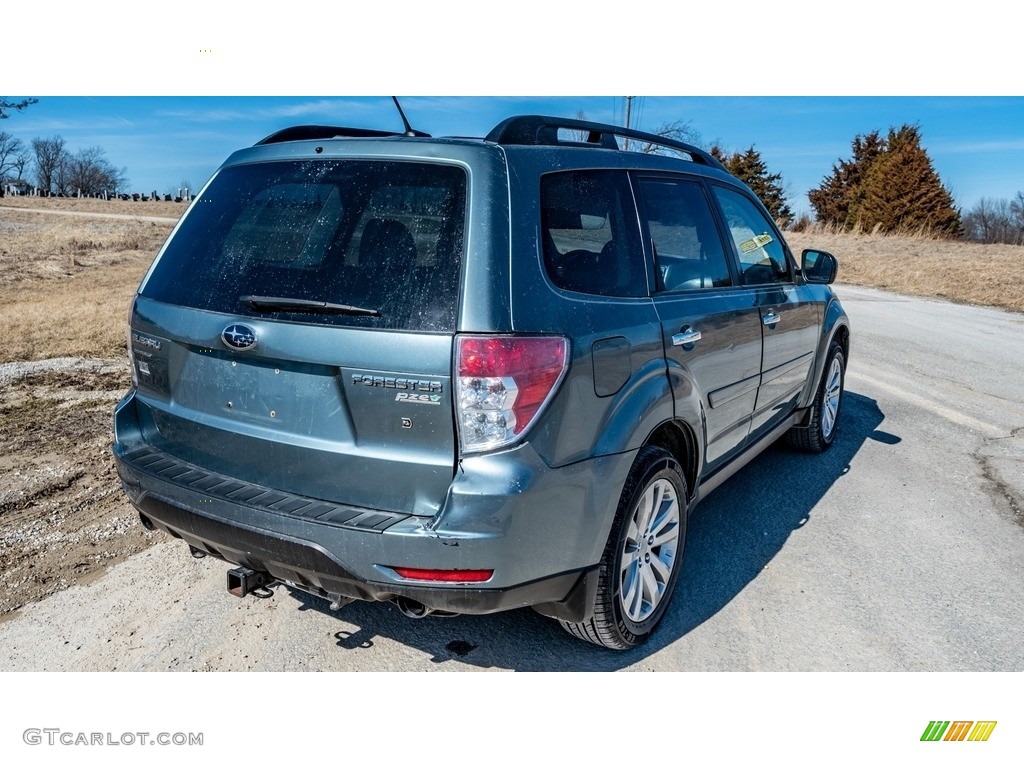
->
[12,151,29,181]
[963,195,1024,245]
[1011,192,1024,235]
[0,131,29,181]
[563,110,595,143]
[962,197,1002,243]
[568,113,703,155]
[639,120,702,156]
[65,145,128,196]
[0,97,38,119]
[32,135,68,194]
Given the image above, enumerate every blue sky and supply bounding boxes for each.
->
[3,96,1022,216]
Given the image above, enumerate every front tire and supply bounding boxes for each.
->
[789,340,845,453]
[560,446,687,650]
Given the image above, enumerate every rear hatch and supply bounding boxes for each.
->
[129,157,467,516]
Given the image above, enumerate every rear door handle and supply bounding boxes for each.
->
[762,310,780,327]
[672,328,702,347]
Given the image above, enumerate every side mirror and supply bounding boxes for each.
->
[801,249,838,284]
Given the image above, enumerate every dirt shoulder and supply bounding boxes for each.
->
[0,203,173,622]
[0,358,158,621]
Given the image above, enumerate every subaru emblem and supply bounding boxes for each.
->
[222,323,258,350]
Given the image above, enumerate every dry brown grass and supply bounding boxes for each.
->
[0,210,170,284]
[786,228,1024,314]
[0,205,176,364]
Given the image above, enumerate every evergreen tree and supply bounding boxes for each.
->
[711,144,793,224]
[808,124,960,237]
[848,124,960,236]
[808,130,885,227]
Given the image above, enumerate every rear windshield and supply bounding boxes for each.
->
[141,159,467,331]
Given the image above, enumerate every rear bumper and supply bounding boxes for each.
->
[113,392,631,618]
[128,488,593,616]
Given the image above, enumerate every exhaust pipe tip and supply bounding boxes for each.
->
[394,596,433,619]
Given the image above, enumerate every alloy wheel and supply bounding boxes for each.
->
[821,356,843,440]
[618,478,681,623]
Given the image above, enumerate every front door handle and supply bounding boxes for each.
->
[672,327,702,347]
[762,310,780,327]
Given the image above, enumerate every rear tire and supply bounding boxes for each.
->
[788,340,845,453]
[560,446,687,650]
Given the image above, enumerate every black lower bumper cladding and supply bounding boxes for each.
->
[122,470,591,619]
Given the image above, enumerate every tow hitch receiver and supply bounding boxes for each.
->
[227,566,274,597]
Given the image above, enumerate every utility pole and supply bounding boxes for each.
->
[623,96,634,151]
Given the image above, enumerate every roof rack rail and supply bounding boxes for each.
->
[485,115,726,171]
[254,125,420,146]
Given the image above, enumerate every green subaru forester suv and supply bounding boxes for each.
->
[113,115,850,649]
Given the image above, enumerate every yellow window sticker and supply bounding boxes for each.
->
[739,232,774,253]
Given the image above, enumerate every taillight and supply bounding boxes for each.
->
[456,335,569,453]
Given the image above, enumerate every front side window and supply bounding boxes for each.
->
[638,178,732,291]
[141,160,466,332]
[712,185,791,285]
[540,170,645,297]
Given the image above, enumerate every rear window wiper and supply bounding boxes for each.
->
[241,295,381,317]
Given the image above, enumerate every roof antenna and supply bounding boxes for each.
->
[392,97,430,138]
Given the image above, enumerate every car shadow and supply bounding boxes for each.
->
[644,390,893,661]
[281,390,893,670]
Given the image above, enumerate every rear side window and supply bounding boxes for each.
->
[141,160,466,331]
[540,170,645,297]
